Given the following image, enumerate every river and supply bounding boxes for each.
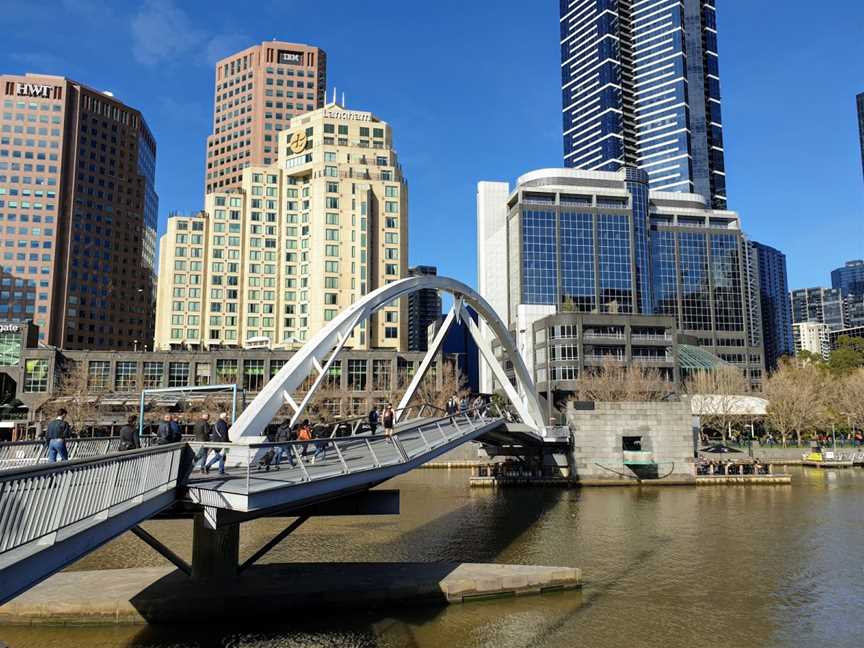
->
[3,466,863,648]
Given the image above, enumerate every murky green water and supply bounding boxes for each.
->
[3,466,863,648]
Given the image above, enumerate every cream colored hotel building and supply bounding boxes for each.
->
[155,103,408,351]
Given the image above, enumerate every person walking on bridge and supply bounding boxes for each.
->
[192,412,211,472]
[204,412,229,475]
[169,414,182,443]
[118,415,140,451]
[156,414,173,445]
[383,403,395,438]
[46,409,70,462]
[368,407,380,435]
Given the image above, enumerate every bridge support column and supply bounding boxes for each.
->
[191,512,239,580]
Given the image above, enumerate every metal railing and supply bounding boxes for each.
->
[0,443,185,560]
[0,436,195,471]
[187,405,504,492]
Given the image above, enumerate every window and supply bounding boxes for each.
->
[143,362,164,389]
[168,362,189,388]
[216,359,238,383]
[115,361,137,391]
[195,363,211,386]
[23,359,48,392]
[385,327,399,339]
[372,359,390,391]
[243,359,265,392]
[88,361,110,391]
[347,359,367,391]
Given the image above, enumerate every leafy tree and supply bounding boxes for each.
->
[828,336,864,374]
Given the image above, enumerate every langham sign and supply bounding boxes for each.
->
[15,83,51,99]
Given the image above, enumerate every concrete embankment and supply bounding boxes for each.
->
[0,562,581,625]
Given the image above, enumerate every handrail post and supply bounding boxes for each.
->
[332,441,349,474]
[292,445,311,481]
[365,439,380,467]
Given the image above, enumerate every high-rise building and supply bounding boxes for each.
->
[857,92,864,181]
[790,287,845,331]
[560,0,726,208]
[749,242,793,370]
[406,265,441,352]
[0,73,157,349]
[477,167,763,388]
[793,321,830,361]
[205,41,326,194]
[831,259,864,297]
[156,103,407,351]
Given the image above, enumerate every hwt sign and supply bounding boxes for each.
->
[15,83,51,98]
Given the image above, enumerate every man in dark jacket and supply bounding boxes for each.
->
[368,407,379,435]
[156,414,173,445]
[118,415,140,451]
[274,418,295,467]
[46,408,71,462]
[192,413,211,471]
[204,412,229,474]
[169,415,182,443]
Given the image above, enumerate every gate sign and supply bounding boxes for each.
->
[15,83,51,99]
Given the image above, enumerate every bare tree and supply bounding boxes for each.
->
[39,360,104,436]
[411,359,468,412]
[834,369,864,434]
[764,358,827,446]
[685,365,751,442]
[573,358,675,403]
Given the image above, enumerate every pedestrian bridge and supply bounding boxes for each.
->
[0,275,568,605]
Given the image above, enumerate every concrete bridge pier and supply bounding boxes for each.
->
[191,513,239,580]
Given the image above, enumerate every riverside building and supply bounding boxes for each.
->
[477,167,764,395]
[560,0,727,208]
[749,242,793,370]
[156,102,408,352]
[0,73,157,350]
[205,41,326,194]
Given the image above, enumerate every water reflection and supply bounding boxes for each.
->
[3,468,864,648]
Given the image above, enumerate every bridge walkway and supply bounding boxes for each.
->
[186,412,508,513]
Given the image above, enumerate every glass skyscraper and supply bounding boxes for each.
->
[831,259,864,298]
[560,0,726,208]
[480,168,764,387]
[750,242,793,370]
[857,93,864,181]
[790,287,846,331]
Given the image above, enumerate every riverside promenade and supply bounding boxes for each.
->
[0,562,581,625]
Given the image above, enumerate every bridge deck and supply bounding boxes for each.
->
[186,416,507,512]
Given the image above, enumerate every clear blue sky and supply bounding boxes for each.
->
[2,0,862,291]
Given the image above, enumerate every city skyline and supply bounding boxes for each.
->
[0,0,861,295]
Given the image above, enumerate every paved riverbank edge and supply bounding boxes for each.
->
[0,562,581,625]
[470,474,792,487]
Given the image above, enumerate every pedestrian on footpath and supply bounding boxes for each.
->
[274,418,295,467]
[46,408,70,462]
[169,414,182,443]
[118,415,140,451]
[297,420,313,458]
[311,424,330,464]
[368,407,380,435]
[192,412,211,471]
[205,412,229,474]
[156,414,173,445]
[446,395,458,422]
[383,403,395,438]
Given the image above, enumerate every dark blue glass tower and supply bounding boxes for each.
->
[750,242,793,370]
[560,0,726,208]
[831,260,864,298]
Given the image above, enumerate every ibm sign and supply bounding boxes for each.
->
[15,83,51,99]
[277,50,304,65]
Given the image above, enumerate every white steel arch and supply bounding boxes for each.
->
[228,276,548,441]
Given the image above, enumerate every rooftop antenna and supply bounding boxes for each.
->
[332,87,337,105]
[342,91,345,106]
